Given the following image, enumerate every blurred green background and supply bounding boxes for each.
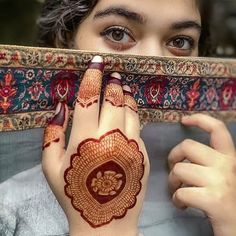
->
[0,0,43,46]
[0,0,235,57]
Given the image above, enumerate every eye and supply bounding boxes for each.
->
[167,36,194,50]
[100,26,136,51]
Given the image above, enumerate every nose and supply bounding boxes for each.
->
[132,37,166,57]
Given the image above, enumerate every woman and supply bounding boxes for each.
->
[0,0,235,235]
[38,1,236,236]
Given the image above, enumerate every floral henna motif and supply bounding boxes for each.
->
[124,91,138,113]
[91,170,124,196]
[43,125,63,149]
[64,129,144,228]
[77,62,104,108]
[105,77,124,107]
[43,102,66,149]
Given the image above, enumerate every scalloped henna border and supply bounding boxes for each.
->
[64,129,145,228]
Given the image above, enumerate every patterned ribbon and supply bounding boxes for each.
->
[0,45,236,131]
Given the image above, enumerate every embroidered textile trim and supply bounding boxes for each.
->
[0,45,236,131]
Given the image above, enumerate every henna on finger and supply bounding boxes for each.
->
[105,73,124,108]
[64,129,144,228]
[43,102,66,150]
[77,56,104,108]
[123,86,138,113]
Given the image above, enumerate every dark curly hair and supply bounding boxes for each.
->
[37,0,213,56]
[37,0,98,48]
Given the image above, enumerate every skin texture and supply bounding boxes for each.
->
[42,0,236,236]
[43,102,68,149]
[76,62,104,108]
[74,0,201,57]
[43,57,150,236]
[105,75,124,107]
[64,129,144,228]
[123,89,138,113]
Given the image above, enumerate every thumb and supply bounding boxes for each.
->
[42,102,69,175]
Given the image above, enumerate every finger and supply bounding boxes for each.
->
[168,162,210,194]
[42,102,69,172]
[168,139,219,169]
[71,55,104,140]
[172,187,209,211]
[123,85,140,140]
[99,72,125,132]
[182,114,235,156]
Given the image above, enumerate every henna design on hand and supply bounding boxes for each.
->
[124,91,138,113]
[77,62,104,108]
[43,102,66,149]
[64,129,144,228]
[105,76,124,107]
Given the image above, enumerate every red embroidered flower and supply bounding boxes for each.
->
[51,71,78,104]
[11,52,20,62]
[45,53,54,64]
[144,77,167,106]
[0,85,16,98]
[0,72,16,113]
[0,52,6,60]
[28,81,44,101]
[220,80,236,110]
[187,80,200,110]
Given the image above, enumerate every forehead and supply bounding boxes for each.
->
[92,0,201,23]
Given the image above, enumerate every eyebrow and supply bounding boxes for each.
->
[171,21,202,32]
[94,6,146,24]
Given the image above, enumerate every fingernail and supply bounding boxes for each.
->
[123,85,138,112]
[123,85,133,96]
[89,55,104,71]
[50,102,66,126]
[55,102,62,115]
[107,72,121,85]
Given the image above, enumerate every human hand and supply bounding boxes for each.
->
[168,114,236,236]
[42,56,150,236]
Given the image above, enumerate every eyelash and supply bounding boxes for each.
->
[100,25,196,55]
[100,26,136,50]
[167,36,195,50]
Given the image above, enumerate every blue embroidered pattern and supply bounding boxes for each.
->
[0,45,235,131]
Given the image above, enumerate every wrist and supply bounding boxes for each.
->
[70,229,139,236]
[69,222,139,236]
[212,219,236,236]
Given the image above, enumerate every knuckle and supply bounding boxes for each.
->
[174,188,184,201]
[181,139,195,151]
[212,120,226,130]
[172,163,183,176]
[211,190,225,206]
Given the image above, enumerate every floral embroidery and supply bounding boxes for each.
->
[51,71,78,104]
[169,85,181,103]
[25,69,35,80]
[28,81,45,101]
[187,80,201,110]
[0,45,235,131]
[0,71,16,113]
[144,77,167,106]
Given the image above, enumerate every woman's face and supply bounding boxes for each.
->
[74,0,201,57]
